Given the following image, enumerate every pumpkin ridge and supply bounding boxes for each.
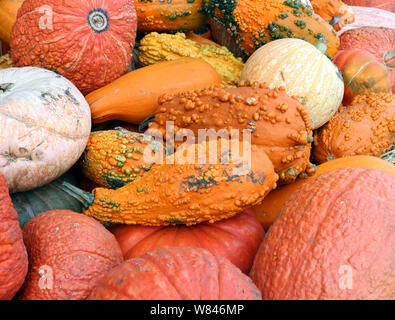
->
[344,60,373,88]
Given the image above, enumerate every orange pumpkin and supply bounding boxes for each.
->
[252,155,395,230]
[333,49,392,105]
[0,0,23,44]
[250,167,395,299]
[310,0,355,31]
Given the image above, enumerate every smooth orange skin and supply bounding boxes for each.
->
[89,246,262,300]
[0,173,28,300]
[250,167,395,300]
[343,0,395,12]
[19,210,123,300]
[87,58,222,124]
[334,49,392,105]
[110,209,264,273]
[0,0,23,43]
[252,155,395,230]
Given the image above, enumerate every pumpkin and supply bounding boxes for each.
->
[343,0,395,12]
[339,27,395,92]
[80,128,164,189]
[136,0,207,32]
[10,0,137,95]
[148,83,316,184]
[0,173,28,300]
[333,49,392,105]
[110,209,264,273]
[0,0,23,44]
[0,53,12,69]
[59,138,279,226]
[19,210,123,300]
[11,171,83,229]
[138,32,244,85]
[250,167,395,299]
[252,155,395,230]
[203,0,340,60]
[310,0,355,31]
[87,58,222,125]
[240,38,344,129]
[89,246,262,300]
[186,31,220,47]
[313,92,394,163]
[0,67,91,193]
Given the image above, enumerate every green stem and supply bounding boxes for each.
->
[315,38,327,55]
[54,181,95,209]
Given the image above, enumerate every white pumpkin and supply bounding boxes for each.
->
[240,38,344,129]
[0,67,91,193]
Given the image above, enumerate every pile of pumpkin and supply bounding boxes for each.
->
[0,0,394,300]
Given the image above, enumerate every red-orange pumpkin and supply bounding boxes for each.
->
[19,210,123,300]
[250,167,395,300]
[89,246,262,300]
[333,49,392,104]
[343,0,395,12]
[0,173,28,300]
[10,0,137,95]
[111,209,264,273]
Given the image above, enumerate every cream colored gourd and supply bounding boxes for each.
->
[0,67,91,193]
[241,38,344,129]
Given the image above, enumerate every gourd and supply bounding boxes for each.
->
[251,155,395,230]
[0,0,23,44]
[138,32,244,85]
[313,92,394,163]
[0,173,28,300]
[334,49,392,104]
[135,0,207,32]
[250,167,395,299]
[89,246,262,300]
[148,83,317,185]
[240,38,344,129]
[10,0,137,95]
[110,209,264,273]
[86,58,222,125]
[0,67,91,193]
[203,0,340,60]
[59,139,279,226]
[343,0,395,12]
[80,128,164,189]
[310,0,355,31]
[19,210,123,300]
[0,53,12,69]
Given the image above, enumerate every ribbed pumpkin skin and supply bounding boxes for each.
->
[0,173,28,300]
[111,209,264,273]
[241,38,344,129]
[10,0,137,95]
[20,210,123,300]
[339,27,395,92]
[0,0,23,43]
[343,0,395,12]
[251,156,395,230]
[250,167,395,300]
[89,246,262,300]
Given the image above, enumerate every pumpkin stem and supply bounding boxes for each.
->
[315,38,327,55]
[55,181,95,209]
[383,51,395,70]
[329,16,341,27]
[87,9,109,34]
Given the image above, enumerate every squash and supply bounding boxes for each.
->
[148,83,316,185]
[250,167,395,299]
[136,0,207,32]
[343,0,395,12]
[0,0,23,44]
[0,67,91,193]
[339,27,395,92]
[333,49,392,105]
[58,139,279,226]
[0,53,12,69]
[87,58,222,125]
[240,38,344,129]
[80,128,164,189]
[310,0,355,31]
[138,32,244,85]
[0,173,28,300]
[89,246,262,300]
[11,171,83,229]
[10,0,137,95]
[186,31,220,47]
[203,0,340,60]
[313,92,394,163]
[252,155,395,230]
[110,209,264,273]
[19,210,123,300]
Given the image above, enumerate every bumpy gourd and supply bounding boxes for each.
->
[148,83,316,184]
[80,128,164,189]
[61,139,279,226]
[203,0,340,59]
[314,92,395,163]
[139,32,244,85]
[310,0,354,31]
